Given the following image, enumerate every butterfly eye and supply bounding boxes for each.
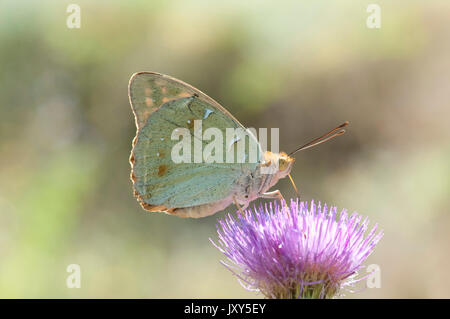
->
[279,158,288,171]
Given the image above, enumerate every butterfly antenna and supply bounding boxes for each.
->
[288,121,349,156]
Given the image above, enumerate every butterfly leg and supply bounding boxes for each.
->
[261,190,287,207]
[233,196,245,216]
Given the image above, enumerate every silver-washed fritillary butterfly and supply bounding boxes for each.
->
[129,72,348,218]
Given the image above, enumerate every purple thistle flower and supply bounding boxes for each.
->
[211,199,383,299]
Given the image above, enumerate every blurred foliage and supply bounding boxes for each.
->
[0,0,449,298]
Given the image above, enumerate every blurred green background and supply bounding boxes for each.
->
[0,0,449,298]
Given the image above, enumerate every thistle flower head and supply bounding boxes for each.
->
[212,199,383,299]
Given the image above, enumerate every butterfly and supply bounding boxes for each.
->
[129,72,348,218]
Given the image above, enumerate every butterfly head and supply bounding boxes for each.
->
[263,151,295,178]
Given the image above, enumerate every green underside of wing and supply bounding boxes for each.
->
[132,96,261,208]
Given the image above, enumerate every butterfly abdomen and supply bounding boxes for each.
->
[168,197,233,218]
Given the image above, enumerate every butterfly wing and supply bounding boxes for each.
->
[129,72,246,130]
[129,72,261,216]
